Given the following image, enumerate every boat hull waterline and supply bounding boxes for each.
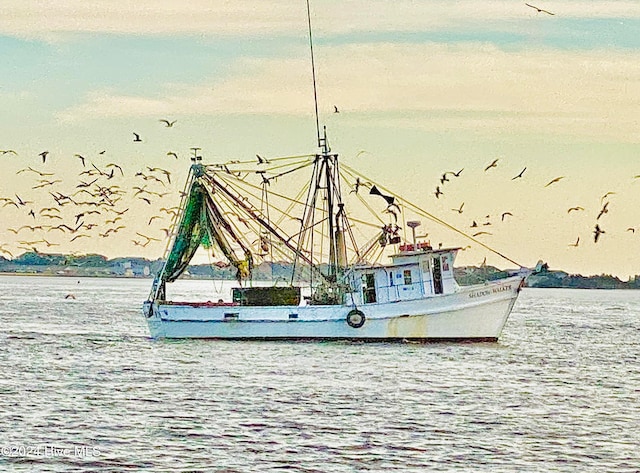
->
[143,275,525,341]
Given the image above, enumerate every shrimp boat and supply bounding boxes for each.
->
[142,3,533,341]
[143,129,532,341]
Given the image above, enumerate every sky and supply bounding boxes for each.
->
[1,0,640,278]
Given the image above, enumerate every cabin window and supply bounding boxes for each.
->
[432,257,443,294]
[362,273,377,303]
[442,255,450,272]
[389,272,394,286]
[223,312,239,321]
[403,270,412,285]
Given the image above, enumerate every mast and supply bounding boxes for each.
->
[306,0,321,147]
[305,1,347,289]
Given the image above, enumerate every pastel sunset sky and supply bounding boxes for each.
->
[1,1,639,277]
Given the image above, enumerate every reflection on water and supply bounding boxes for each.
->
[0,276,639,472]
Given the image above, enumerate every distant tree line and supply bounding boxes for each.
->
[1,252,639,289]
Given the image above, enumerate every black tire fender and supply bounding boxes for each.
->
[346,309,366,328]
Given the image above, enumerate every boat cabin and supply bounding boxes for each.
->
[349,244,460,305]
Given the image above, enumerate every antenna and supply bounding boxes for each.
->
[306,0,321,148]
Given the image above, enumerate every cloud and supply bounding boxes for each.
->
[57,42,640,141]
[3,1,640,40]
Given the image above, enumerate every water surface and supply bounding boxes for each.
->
[0,276,638,472]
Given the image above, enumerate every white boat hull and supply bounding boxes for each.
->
[143,275,526,341]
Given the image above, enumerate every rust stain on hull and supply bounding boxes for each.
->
[387,314,428,338]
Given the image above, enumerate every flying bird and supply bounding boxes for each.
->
[544,176,564,187]
[525,3,555,15]
[484,159,499,171]
[133,133,142,142]
[626,227,635,233]
[350,177,370,194]
[452,203,464,214]
[567,206,584,213]
[434,186,443,199]
[256,154,269,165]
[472,231,492,237]
[501,212,513,221]
[159,119,177,127]
[593,224,605,243]
[597,202,609,220]
[333,105,340,113]
[167,152,179,159]
[569,237,580,247]
[106,163,124,176]
[74,154,86,167]
[511,167,527,180]
[39,151,49,163]
[600,192,616,203]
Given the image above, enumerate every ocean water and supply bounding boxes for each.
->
[0,275,639,472]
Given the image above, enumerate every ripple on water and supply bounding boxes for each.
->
[1,280,640,472]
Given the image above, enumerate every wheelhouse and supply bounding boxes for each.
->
[349,245,460,305]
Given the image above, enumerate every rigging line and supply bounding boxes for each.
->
[266,161,316,181]
[221,154,317,166]
[341,163,523,268]
[203,173,327,279]
[274,182,310,227]
[326,161,362,261]
[306,0,321,146]
[215,168,328,215]
[209,157,313,177]
[300,160,322,287]
[339,171,386,225]
[259,157,316,173]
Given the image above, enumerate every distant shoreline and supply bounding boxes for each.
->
[1,268,639,290]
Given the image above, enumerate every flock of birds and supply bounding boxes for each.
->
[0,119,185,260]
[423,156,640,248]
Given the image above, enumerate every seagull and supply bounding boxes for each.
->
[133,133,142,142]
[434,186,443,199]
[74,154,86,167]
[511,167,527,180]
[167,152,178,159]
[569,237,580,247]
[626,227,635,233]
[597,202,609,220]
[1,149,18,155]
[350,177,370,194]
[501,212,513,221]
[544,176,564,187]
[567,206,584,213]
[451,168,464,177]
[333,105,340,113]
[159,119,177,127]
[593,224,605,243]
[473,231,492,237]
[600,192,616,203]
[525,3,555,15]
[440,173,449,185]
[106,163,124,176]
[39,151,49,163]
[70,234,90,242]
[452,203,464,214]
[484,159,499,172]
[256,154,269,165]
